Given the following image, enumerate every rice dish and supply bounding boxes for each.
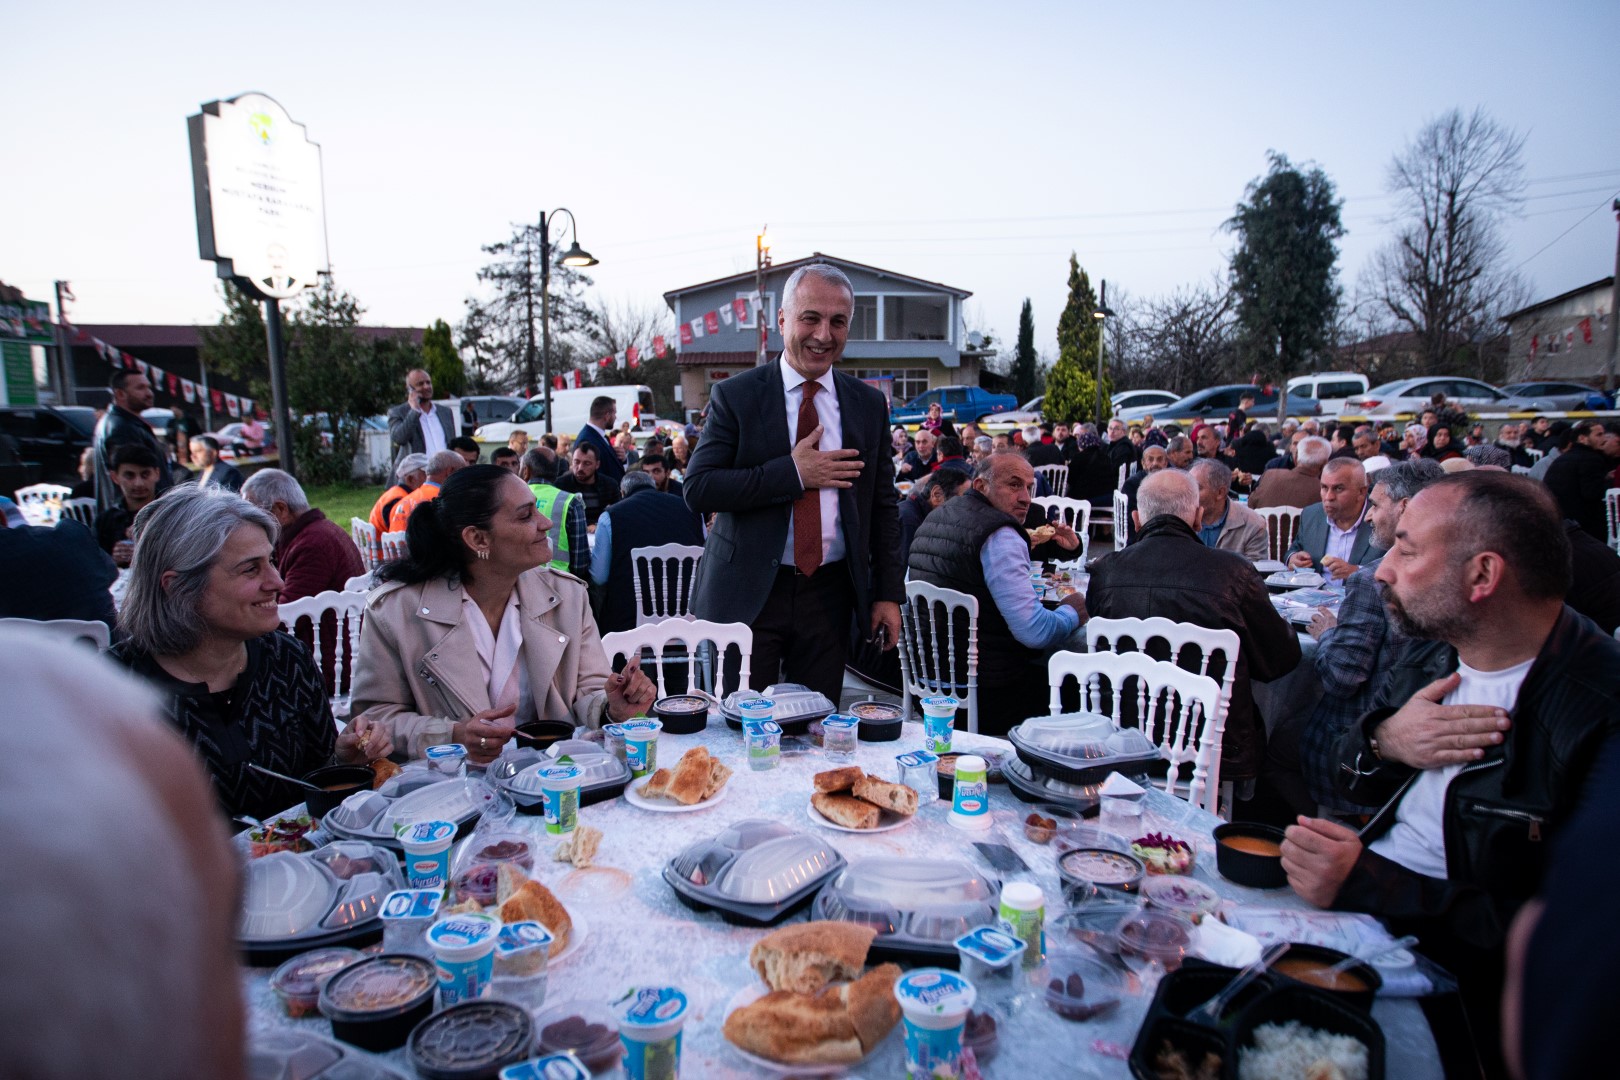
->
[1238,1021,1368,1080]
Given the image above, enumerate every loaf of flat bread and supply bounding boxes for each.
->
[496,864,572,956]
[638,767,673,798]
[813,766,864,794]
[852,775,918,817]
[703,758,733,800]
[840,963,903,1051]
[553,823,603,868]
[750,921,876,994]
[722,961,902,1065]
[666,746,713,804]
[811,792,881,830]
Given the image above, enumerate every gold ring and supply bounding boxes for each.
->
[480,736,488,749]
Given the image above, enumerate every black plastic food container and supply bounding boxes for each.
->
[1231,985,1386,1079]
[410,1000,534,1080]
[1212,823,1289,889]
[652,694,710,735]
[301,765,375,819]
[319,954,436,1052]
[850,701,903,741]
[1268,942,1383,1012]
[513,719,574,750]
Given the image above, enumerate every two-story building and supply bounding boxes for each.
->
[1501,276,1616,386]
[663,253,984,416]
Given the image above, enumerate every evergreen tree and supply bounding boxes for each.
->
[421,319,465,398]
[1045,254,1111,425]
[1012,299,1038,404]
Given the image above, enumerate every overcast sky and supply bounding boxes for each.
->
[7,0,1617,369]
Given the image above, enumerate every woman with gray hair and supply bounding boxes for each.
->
[110,484,391,820]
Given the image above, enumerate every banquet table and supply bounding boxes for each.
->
[242,719,1443,1078]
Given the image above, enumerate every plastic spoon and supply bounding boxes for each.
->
[1191,942,1290,1023]
[1323,935,1420,980]
[246,762,324,792]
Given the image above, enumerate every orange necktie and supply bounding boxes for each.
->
[793,382,823,576]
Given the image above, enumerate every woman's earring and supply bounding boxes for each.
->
[477,548,490,560]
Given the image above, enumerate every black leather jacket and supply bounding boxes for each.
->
[1333,606,1620,949]
[1085,514,1301,780]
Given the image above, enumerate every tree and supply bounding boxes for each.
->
[421,318,465,398]
[464,225,600,394]
[1012,299,1039,404]
[1226,152,1345,417]
[198,281,268,406]
[1364,107,1528,379]
[573,296,679,415]
[1045,254,1111,425]
[1122,278,1239,395]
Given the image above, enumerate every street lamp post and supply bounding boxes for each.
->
[1093,279,1115,425]
[536,208,598,434]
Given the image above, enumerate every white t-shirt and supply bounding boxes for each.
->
[418,403,447,458]
[1367,656,1534,879]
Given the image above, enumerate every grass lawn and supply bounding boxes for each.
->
[305,482,387,527]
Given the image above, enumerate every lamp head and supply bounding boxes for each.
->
[560,241,597,267]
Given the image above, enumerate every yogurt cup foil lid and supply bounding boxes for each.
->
[620,719,662,736]
[897,750,940,767]
[536,765,583,786]
[497,921,554,956]
[500,1053,591,1080]
[954,927,1026,967]
[614,985,688,1029]
[894,968,976,1015]
[427,913,501,949]
[401,820,456,845]
[742,720,782,737]
[381,889,444,921]
[426,744,468,762]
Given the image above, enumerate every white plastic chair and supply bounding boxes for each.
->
[1510,465,1534,476]
[278,590,366,723]
[1112,489,1130,551]
[1046,650,1224,815]
[1085,616,1241,812]
[343,572,376,593]
[1525,447,1544,463]
[350,517,380,570]
[379,530,408,563]
[14,483,72,525]
[1606,488,1619,554]
[1031,495,1092,563]
[897,579,980,734]
[1033,463,1069,498]
[0,616,110,650]
[1254,506,1304,563]
[629,543,704,625]
[601,619,753,699]
[59,497,97,526]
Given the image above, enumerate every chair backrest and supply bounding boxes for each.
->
[1525,447,1544,463]
[1033,463,1069,499]
[1112,489,1129,551]
[59,497,98,526]
[0,616,110,651]
[1031,495,1092,564]
[343,572,375,593]
[350,517,380,570]
[1119,461,1132,488]
[379,530,408,563]
[600,619,753,699]
[14,483,72,505]
[629,543,704,625]
[1254,506,1303,563]
[1606,488,1620,553]
[278,590,367,698]
[1510,465,1534,476]
[1046,649,1224,814]
[897,579,980,733]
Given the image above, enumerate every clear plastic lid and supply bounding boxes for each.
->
[1043,950,1126,1021]
[1003,759,1107,806]
[410,1000,534,1080]
[534,1000,623,1072]
[310,841,394,881]
[850,701,902,722]
[1058,848,1145,889]
[816,858,999,945]
[320,955,436,1021]
[1010,713,1153,763]
[510,752,624,796]
[1141,877,1220,922]
[718,834,840,903]
[248,1029,416,1080]
[381,779,489,835]
[1112,910,1194,965]
[271,947,365,1001]
[723,683,835,721]
[241,852,336,940]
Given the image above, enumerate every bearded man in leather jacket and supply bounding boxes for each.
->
[1282,472,1620,1079]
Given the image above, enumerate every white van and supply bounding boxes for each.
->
[474,385,657,444]
[1285,372,1369,415]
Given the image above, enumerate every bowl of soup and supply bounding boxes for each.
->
[1269,943,1383,1011]
[1212,823,1288,889]
[301,764,374,818]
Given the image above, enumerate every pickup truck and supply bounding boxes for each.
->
[890,385,1018,425]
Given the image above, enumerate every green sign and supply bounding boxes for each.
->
[0,299,53,344]
[1,342,37,405]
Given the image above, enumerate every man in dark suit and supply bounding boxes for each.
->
[93,369,172,510]
[574,396,625,487]
[1285,457,1383,578]
[685,263,903,704]
[386,368,455,469]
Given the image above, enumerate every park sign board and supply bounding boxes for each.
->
[188,93,328,301]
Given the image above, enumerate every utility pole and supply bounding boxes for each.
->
[1607,198,1619,394]
[52,281,77,404]
[540,216,554,433]
[522,238,538,405]
[755,226,771,367]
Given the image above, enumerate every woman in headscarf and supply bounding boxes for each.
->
[1427,425,1463,462]
[1401,423,1428,461]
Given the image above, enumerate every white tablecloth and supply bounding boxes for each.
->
[241,720,1441,1077]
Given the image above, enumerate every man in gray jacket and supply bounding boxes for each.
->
[1190,459,1268,560]
[386,368,454,468]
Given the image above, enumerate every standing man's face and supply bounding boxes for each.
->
[1054,423,1070,442]
[779,276,852,381]
[116,374,155,412]
[406,370,434,406]
[1108,420,1125,442]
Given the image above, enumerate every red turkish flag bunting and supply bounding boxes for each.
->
[704,311,720,335]
[653,335,666,358]
[733,298,750,323]
[182,380,196,403]
[625,346,639,364]
[225,395,241,418]
[679,323,694,345]
[167,373,179,395]
[600,355,613,368]
[1581,317,1593,344]
[211,389,224,411]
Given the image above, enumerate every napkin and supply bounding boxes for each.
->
[1191,917,1263,968]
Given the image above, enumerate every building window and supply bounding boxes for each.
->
[736,291,774,330]
[850,295,879,340]
[883,296,949,341]
[855,368,930,403]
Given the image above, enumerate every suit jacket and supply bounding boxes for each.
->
[684,359,903,626]
[386,402,454,467]
[1284,502,1382,571]
[1214,500,1270,561]
[574,424,625,486]
[1247,462,1322,509]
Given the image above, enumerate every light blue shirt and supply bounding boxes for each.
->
[980,527,1081,648]
[589,513,613,586]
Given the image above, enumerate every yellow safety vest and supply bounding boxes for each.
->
[529,484,578,574]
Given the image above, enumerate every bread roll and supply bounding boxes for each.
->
[496,865,572,956]
[638,767,673,798]
[853,775,918,817]
[811,792,881,830]
[667,746,713,804]
[750,921,876,994]
[703,758,733,800]
[840,963,902,1051]
[722,988,862,1065]
[813,766,864,794]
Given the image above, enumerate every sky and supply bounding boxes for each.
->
[6,0,1618,369]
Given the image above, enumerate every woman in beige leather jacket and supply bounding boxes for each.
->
[351,465,655,765]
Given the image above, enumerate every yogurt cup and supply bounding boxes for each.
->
[537,764,583,837]
[426,742,469,776]
[499,1054,592,1080]
[896,749,940,802]
[735,697,775,724]
[947,754,991,831]
[742,719,782,772]
[603,724,628,763]
[380,889,444,957]
[919,696,958,754]
[894,968,977,1080]
[612,984,689,1080]
[822,716,858,762]
[399,819,457,890]
[620,719,663,779]
[492,920,554,1011]
[427,912,502,1006]
[953,927,1026,992]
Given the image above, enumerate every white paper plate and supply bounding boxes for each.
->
[623,779,729,813]
[805,800,915,834]
[722,982,891,1076]
[1265,571,1324,589]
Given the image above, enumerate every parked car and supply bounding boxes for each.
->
[442,395,526,436]
[475,385,658,443]
[1497,381,1614,411]
[890,385,1019,425]
[1115,384,1322,424]
[982,396,1044,424]
[0,405,95,491]
[1285,371,1369,415]
[1340,377,1541,418]
[1111,389,1180,414]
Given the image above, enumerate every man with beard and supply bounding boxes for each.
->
[1282,472,1620,1079]
[1493,422,1534,470]
[1118,443,1168,544]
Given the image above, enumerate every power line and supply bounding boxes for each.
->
[1517,194,1619,268]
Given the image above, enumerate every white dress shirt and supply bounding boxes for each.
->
[1324,503,1366,565]
[417,402,447,458]
[780,356,846,568]
[461,592,533,723]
